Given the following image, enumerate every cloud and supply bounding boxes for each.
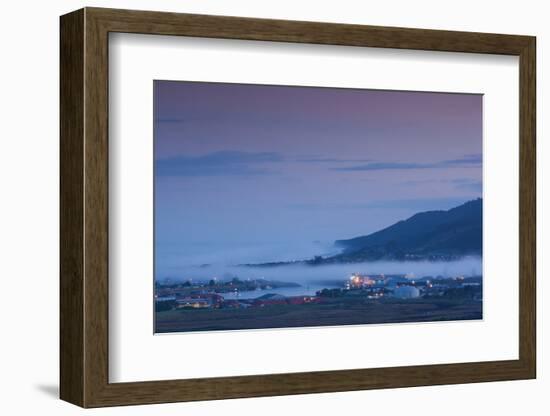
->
[332,162,433,171]
[443,154,482,165]
[450,178,483,193]
[331,154,482,172]
[361,197,473,211]
[155,117,187,124]
[287,197,472,212]
[399,177,483,195]
[156,151,284,177]
[296,156,372,163]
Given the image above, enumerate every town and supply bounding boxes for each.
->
[155,273,482,312]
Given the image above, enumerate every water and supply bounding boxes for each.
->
[221,283,335,300]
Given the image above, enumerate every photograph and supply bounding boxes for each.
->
[153,81,483,333]
[51,4,537,410]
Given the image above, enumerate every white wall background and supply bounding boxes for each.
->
[0,0,545,414]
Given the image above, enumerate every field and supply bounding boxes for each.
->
[155,297,482,333]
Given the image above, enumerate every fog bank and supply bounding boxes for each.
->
[156,257,482,285]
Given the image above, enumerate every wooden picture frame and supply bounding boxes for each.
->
[60,7,536,408]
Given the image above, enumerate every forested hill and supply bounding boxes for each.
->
[330,198,482,262]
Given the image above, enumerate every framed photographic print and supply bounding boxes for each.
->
[60,7,536,408]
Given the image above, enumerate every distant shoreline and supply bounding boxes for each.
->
[239,254,482,268]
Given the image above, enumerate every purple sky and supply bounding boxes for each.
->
[154,80,482,270]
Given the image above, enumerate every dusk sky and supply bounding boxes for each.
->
[154,81,482,275]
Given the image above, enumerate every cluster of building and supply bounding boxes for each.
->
[340,273,481,300]
[155,291,323,310]
[155,273,482,311]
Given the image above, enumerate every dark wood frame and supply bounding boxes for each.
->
[60,7,536,408]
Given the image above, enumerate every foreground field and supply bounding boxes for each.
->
[155,297,482,333]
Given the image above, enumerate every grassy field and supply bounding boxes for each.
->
[155,297,482,333]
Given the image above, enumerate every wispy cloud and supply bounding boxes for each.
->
[155,117,187,124]
[362,197,474,211]
[287,197,473,212]
[331,154,482,172]
[402,177,482,192]
[156,151,284,177]
[333,162,434,171]
[444,154,482,165]
[450,178,483,193]
[296,156,372,164]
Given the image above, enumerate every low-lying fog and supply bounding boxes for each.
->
[155,241,482,284]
